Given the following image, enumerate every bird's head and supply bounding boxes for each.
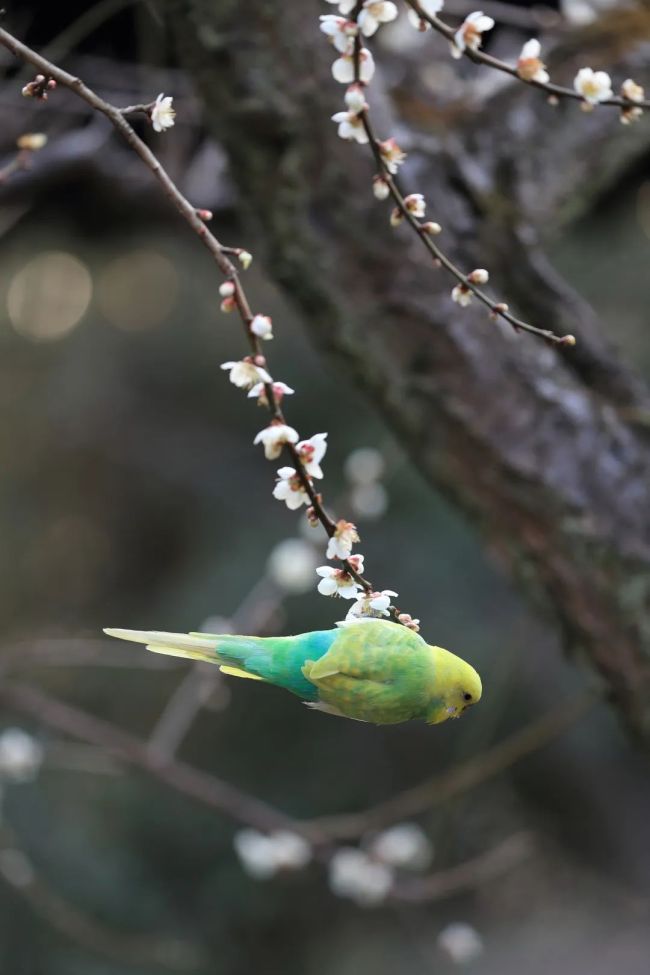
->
[426,649,482,724]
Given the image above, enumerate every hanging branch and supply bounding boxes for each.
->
[404,0,650,113]
[0,23,414,627]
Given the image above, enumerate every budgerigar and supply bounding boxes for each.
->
[104,620,482,725]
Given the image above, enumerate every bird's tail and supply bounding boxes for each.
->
[103,628,268,681]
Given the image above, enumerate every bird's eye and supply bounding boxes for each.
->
[463,692,473,702]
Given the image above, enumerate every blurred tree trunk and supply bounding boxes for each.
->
[161,0,650,740]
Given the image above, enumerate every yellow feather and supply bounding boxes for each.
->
[219,665,265,682]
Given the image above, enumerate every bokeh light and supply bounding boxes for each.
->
[97,249,178,330]
[7,251,92,341]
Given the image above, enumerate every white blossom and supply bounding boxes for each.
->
[248,381,294,406]
[373,176,390,200]
[219,281,235,298]
[378,137,406,174]
[316,556,365,599]
[319,15,358,54]
[358,1,398,38]
[329,848,393,906]
[516,39,549,84]
[151,93,175,132]
[254,423,299,460]
[404,193,426,218]
[332,48,375,85]
[296,433,328,478]
[345,83,367,114]
[468,268,489,284]
[250,314,273,340]
[451,283,472,307]
[407,0,444,31]
[326,519,360,560]
[621,78,644,103]
[370,823,433,870]
[17,133,47,151]
[234,829,311,880]
[238,250,253,270]
[346,589,398,621]
[574,67,613,104]
[221,359,271,390]
[273,467,310,510]
[451,11,494,59]
[332,110,369,144]
[0,728,43,783]
[267,538,318,594]
[437,923,484,964]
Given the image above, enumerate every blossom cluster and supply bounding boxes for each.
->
[233,820,434,907]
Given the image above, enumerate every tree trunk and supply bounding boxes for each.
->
[161,0,650,740]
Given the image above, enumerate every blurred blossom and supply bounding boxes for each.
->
[267,538,319,594]
[561,0,621,25]
[234,829,311,879]
[0,729,43,783]
[98,251,178,330]
[328,848,393,906]
[200,615,234,634]
[369,823,433,870]
[7,251,92,341]
[351,482,388,520]
[344,447,385,485]
[437,923,484,964]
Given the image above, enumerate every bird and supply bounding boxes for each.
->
[104,619,482,725]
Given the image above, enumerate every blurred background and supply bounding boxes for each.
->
[1,0,650,973]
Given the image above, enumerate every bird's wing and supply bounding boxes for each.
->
[305,620,426,684]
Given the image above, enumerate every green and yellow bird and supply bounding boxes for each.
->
[104,620,481,725]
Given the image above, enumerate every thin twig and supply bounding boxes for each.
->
[392,831,533,902]
[351,22,575,346]
[404,0,650,109]
[0,24,398,616]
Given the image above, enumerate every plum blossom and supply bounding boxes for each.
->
[234,829,311,880]
[238,250,253,270]
[574,67,613,104]
[332,48,375,85]
[373,176,390,200]
[468,268,489,284]
[437,923,484,964]
[254,422,299,460]
[451,11,494,59]
[296,433,328,478]
[620,78,644,124]
[329,848,393,906]
[407,0,444,31]
[346,589,398,621]
[221,359,271,390]
[0,728,43,783]
[319,15,358,54]
[345,84,367,114]
[248,381,294,406]
[327,520,360,559]
[150,93,175,132]
[378,137,406,174]
[370,823,434,870]
[451,283,472,306]
[219,281,235,298]
[397,612,421,632]
[250,314,273,340]
[17,133,47,151]
[333,109,369,144]
[316,560,364,599]
[273,467,310,510]
[516,39,549,84]
[404,193,426,218]
[358,1,398,37]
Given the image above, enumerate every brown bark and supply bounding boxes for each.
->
[162,0,650,740]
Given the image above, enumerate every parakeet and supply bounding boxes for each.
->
[104,620,481,725]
